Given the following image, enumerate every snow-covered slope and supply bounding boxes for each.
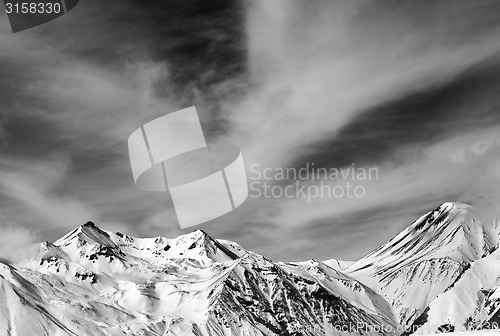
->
[345,202,500,331]
[2,202,500,335]
[0,222,396,336]
[322,259,355,272]
[408,245,500,334]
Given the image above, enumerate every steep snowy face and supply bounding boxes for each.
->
[52,221,244,268]
[322,259,355,272]
[1,223,247,336]
[3,202,500,336]
[280,259,395,324]
[348,202,500,275]
[0,222,397,336]
[211,254,397,336]
[409,247,500,335]
[345,202,500,326]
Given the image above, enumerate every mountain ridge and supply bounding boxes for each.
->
[1,202,500,335]
[344,202,500,330]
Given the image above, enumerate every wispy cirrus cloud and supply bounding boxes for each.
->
[0,0,246,244]
[0,215,40,262]
[0,155,96,230]
[0,0,500,262]
[222,0,500,167]
[208,0,500,260]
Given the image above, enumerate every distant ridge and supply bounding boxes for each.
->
[1,202,500,335]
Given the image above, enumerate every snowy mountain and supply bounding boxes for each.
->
[345,202,500,333]
[1,202,500,335]
[0,222,395,336]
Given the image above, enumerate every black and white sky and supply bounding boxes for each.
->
[1,0,500,261]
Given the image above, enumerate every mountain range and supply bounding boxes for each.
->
[1,202,500,335]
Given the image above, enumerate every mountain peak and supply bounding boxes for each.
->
[345,202,500,326]
[5,203,500,335]
[412,202,470,231]
[50,222,246,270]
[83,220,96,227]
[53,220,117,249]
[348,202,499,273]
[439,201,471,209]
[433,201,471,218]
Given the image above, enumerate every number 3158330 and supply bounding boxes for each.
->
[5,2,62,14]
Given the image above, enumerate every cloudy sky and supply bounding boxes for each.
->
[1,0,500,262]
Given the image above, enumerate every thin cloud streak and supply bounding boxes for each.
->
[0,0,499,262]
[222,0,500,169]
[0,155,96,230]
[0,215,40,262]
